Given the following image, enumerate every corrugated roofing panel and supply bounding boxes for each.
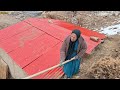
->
[9,33,60,68]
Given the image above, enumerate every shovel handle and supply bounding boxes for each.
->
[22,58,74,79]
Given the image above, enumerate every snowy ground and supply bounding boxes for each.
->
[100,24,120,35]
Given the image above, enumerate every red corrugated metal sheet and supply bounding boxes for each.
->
[0,27,45,53]
[24,18,106,54]
[0,18,106,79]
[9,34,60,68]
[23,42,62,78]
[54,23,106,40]
[24,18,71,41]
[0,21,32,42]
[24,18,106,39]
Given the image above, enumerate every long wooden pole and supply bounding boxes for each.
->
[22,58,74,79]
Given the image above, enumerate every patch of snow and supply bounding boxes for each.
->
[100,24,120,35]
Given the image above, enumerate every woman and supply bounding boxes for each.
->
[60,29,87,79]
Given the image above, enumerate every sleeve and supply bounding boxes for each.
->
[60,38,67,62]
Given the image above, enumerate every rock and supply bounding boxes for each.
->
[90,36,99,42]
[115,49,118,52]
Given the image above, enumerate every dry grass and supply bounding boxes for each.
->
[86,56,120,79]
[0,12,9,14]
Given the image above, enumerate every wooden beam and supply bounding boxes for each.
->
[0,57,8,79]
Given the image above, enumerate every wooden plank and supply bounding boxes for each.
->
[0,57,8,79]
[0,48,28,79]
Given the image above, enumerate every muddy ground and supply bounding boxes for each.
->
[0,11,120,79]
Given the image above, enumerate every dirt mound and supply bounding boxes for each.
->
[86,57,120,79]
[40,11,74,20]
[39,11,78,24]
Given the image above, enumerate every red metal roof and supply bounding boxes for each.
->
[0,18,106,79]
